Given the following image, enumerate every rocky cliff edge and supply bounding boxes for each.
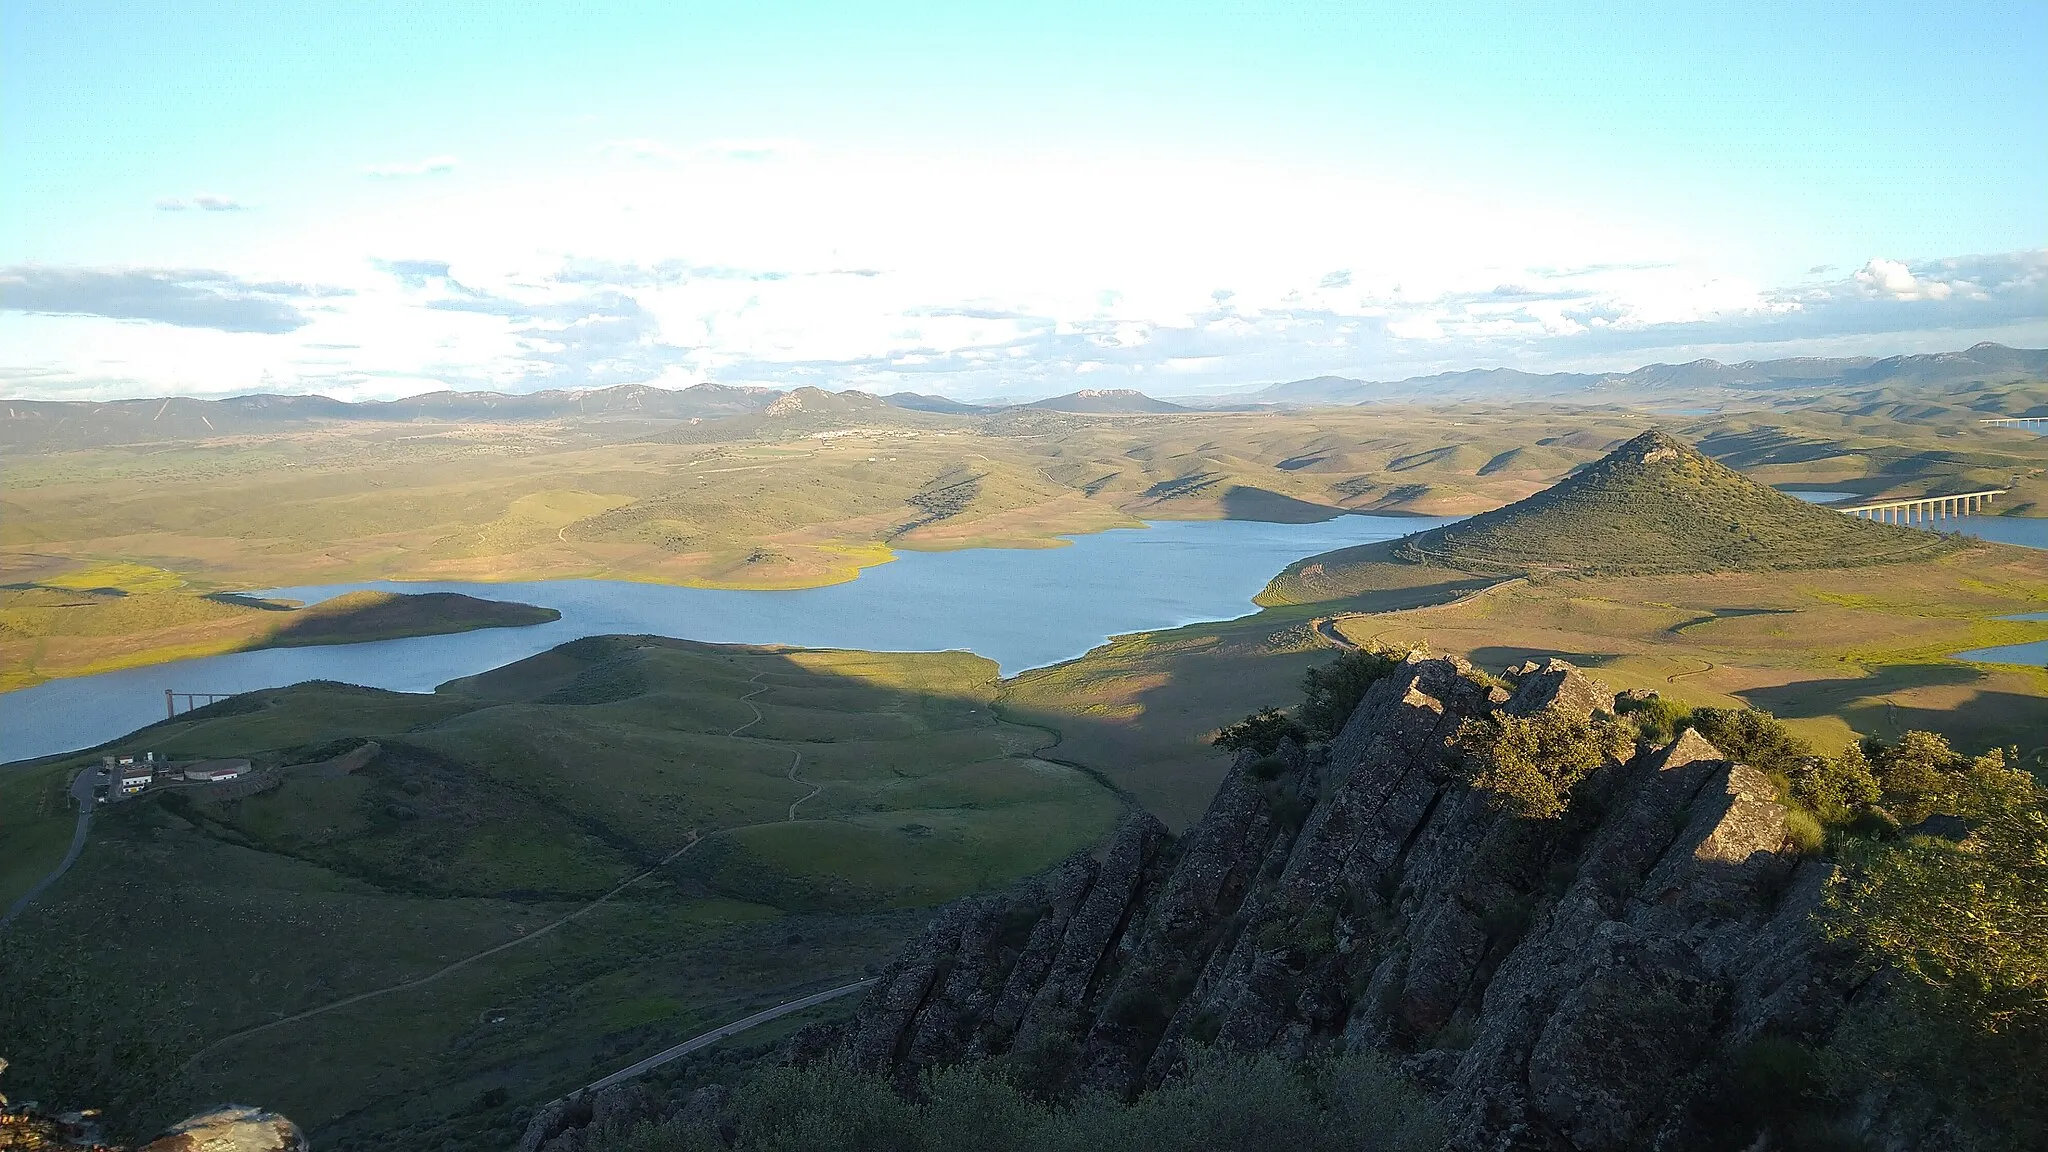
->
[828,651,1855,1151]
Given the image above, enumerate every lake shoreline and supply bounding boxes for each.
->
[0,516,1453,763]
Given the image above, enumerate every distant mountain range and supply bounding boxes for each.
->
[4,344,2041,451]
[1225,342,2048,406]
[1022,388,1191,414]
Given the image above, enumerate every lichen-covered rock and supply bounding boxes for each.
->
[0,1060,305,1152]
[140,1107,306,1152]
[827,656,1861,1150]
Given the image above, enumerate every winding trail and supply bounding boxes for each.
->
[1667,658,1716,684]
[1302,577,1526,655]
[1,770,95,930]
[186,662,835,1064]
[784,751,819,820]
[728,673,770,737]
[182,829,709,1067]
[1310,616,1358,650]
[731,670,821,821]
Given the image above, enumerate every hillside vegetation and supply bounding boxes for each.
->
[0,638,1120,1149]
[1396,430,1964,575]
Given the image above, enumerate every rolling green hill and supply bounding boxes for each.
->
[0,637,1120,1148]
[1395,429,1966,575]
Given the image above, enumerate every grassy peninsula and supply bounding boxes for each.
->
[0,561,558,691]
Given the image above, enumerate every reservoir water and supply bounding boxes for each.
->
[1,515,1450,762]
[1954,613,2048,669]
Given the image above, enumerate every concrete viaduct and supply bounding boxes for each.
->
[1980,417,2047,429]
[1838,489,2005,525]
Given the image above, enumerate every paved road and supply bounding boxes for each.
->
[1,768,99,930]
[578,977,878,1098]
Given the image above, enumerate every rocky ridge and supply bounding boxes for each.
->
[826,651,1857,1151]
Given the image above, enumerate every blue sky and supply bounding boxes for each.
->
[3,1,2044,400]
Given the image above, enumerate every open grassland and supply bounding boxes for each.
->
[7,395,2039,610]
[1005,538,2048,828]
[0,638,1118,1149]
[0,560,557,690]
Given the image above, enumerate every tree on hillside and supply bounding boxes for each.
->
[1456,710,1631,819]
[1684,707,1811,778]
[1820,747,2047,1142]
[1213,708,1308,756]
[1825,750,2046,1031]
[1298,648,1404,739]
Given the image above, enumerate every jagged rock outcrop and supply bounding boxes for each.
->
[137,1107,306,1152]
[827,651,1858,1150]
[514,1082,656,1152]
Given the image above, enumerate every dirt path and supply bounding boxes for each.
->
[732,670,820,820]
[188,664,829,1062]
[1667,658,1716,684]
[729,672,770,737]
[183,829,709,1066]
[1305,578,1524,653]
[784,750,819,820]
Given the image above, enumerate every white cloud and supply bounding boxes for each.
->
[154,194,251,212]
[6,139,2045,401]
[1855,257,1920,296]
[363,155,459,178]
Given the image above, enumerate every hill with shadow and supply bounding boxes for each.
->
[1394,429,1965,575]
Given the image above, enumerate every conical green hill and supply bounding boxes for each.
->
[1394,429,1966,575]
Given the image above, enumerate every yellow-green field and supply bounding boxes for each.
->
[6,397,2040,607]
[1005,539,2048,829]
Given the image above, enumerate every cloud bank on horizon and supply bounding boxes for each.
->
[2,3,2043,402]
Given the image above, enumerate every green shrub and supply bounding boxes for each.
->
[1783,808,1826,854]
[1457,710,1631,819]
[1790,742,1881,825]
[1862,729,2021,826]
[1824,753,2046,1033]
[1299,648,1405,739]
[1249,754,1288,780]
[725,1060,917,1152]
[1617,693,1691,744]
[1213,707,1308,756]
[1684,707,1811,778]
